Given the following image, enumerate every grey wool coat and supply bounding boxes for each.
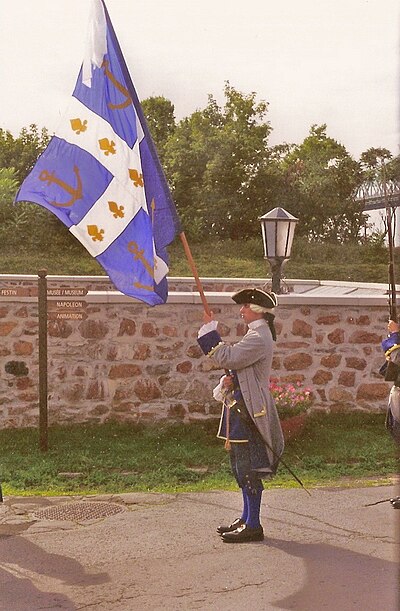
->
[209,319,284,476]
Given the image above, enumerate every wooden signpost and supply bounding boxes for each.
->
[38,270,48,452]
[0,271,89,452]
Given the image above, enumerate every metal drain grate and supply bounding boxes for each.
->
[34,501,125,522]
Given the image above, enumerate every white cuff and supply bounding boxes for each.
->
[197,320,218,338]
[213,375,226,401]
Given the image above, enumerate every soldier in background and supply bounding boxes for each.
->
[380,319,400,508]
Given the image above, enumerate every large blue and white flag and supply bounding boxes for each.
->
[15,0,181,305]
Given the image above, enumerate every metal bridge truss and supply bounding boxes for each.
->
[355,180,400,210]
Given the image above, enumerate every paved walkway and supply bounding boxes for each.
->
[0,484,399,610]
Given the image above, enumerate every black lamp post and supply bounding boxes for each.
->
[259,207,299,294]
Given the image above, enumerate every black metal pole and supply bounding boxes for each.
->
[383,164,397,321]
[38,269,48,452]
[270,258,284,294]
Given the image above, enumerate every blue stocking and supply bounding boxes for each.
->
[240,488,248,521]
[246,489,262,528]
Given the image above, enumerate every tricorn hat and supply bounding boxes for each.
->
[231,288,278,309]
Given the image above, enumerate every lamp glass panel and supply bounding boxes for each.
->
[264,222,277,257]
[285,223,296,257]
[276,220,291,257]
[260,223,268,257]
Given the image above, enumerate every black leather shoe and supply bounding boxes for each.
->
[217,517,245,535]
[221,523,264,543]
[390,496,400,509]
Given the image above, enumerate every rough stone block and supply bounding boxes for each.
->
[312,370,333,385]
[327,328,344,344]
[345,357,367,370]
[13,340,34,356]
[141,322,159,337]
[80,320,108,339]
[176,361,193,374]
[48,320,73,338]
[117,318,136,336]
[283,353,313,371]
[320,354,342,368]
[349,330,382,344]
[0,321,17,336]
[109,364,142,379]
[5,360,29,377]
[356,383,389,401]
[338,371,356,387]
[292,319,313,337]
[316,315,341,325]
[134,379,162,401]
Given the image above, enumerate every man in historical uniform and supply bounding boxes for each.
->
[380,318,400,508]
[381,319,400,445]
[197,288,284,542]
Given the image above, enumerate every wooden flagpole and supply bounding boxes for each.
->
[179,231,211,316]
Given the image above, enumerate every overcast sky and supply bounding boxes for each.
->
[1,0,399,159]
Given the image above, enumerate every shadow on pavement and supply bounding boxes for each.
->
[266,537,399,611]
[0,532,110,611]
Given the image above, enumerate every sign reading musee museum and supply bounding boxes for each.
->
[46,288,88,297]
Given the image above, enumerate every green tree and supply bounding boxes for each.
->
[276,124,363,241]
[0,168,19,225]
[0,140,79,253]
[358,147,400,193]
[0,167,47,248]
[0,124,50,182]
[164,83,276,239]
[141,96,176,164]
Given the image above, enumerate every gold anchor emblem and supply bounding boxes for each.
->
[70,118,88,134]
[87,225,105,242]
[102,59,132,110]
[39,166,83,207]
[128,241,154,278]
[108,201,125,218]
[150,198,156,224]
[133,281,154,292]
[129,168,144,187]
[99,138,116,156]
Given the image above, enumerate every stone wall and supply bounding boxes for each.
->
[0,275,391,428]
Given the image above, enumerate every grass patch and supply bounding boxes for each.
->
[0,413,397,497]
[0,238,394,283]
[283,412,398,487]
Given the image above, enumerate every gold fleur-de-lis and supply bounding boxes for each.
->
[99,138,116,156]
[108,201,125,219]
[129,168,144,187]
[70,118,88,134]
[87,225,105,242]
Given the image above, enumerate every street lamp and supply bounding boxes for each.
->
[259,207,299,294]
